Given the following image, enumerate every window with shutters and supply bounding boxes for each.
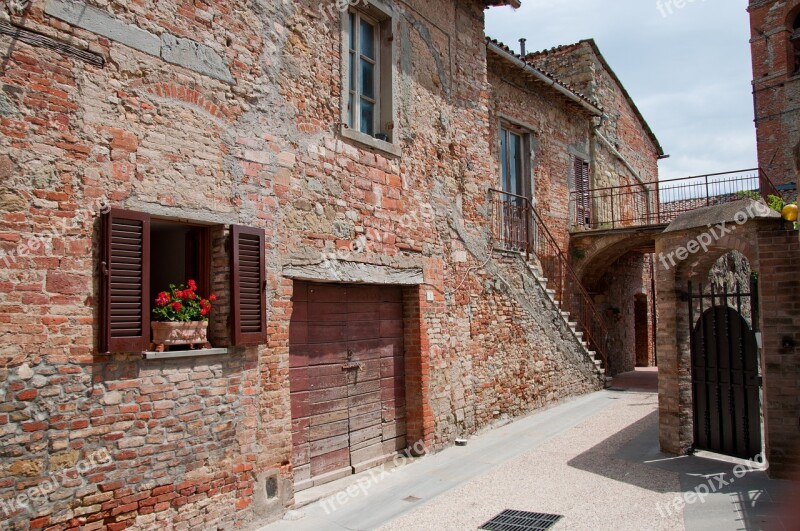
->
[572,156,592,227]
[339,2,398,156]
[100,208,267,353]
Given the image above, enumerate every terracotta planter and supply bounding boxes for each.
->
[151,321,210,352]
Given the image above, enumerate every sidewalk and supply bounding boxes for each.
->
[256,370,796,530]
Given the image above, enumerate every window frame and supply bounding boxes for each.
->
[499,121,534,202]
[339,1,400,157]
[347,9,381,137]
[99,208,268,353]
[791,17,800,74]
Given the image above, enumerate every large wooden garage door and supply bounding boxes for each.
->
[290,282,406,491]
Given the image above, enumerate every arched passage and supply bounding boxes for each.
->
[571,230,660,375]
[655,202,800,478]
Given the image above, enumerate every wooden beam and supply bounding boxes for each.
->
[0,21,105,67]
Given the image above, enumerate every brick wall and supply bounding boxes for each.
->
[756,223,800,479]
[750,0,800,186]
[0,0,612,528]
[656,214,800,479]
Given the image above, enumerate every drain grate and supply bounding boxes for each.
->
[480,510,563,531]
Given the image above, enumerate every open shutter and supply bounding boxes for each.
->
[231,225,267,346]
[574,157,591,226]
[100,208,150,353]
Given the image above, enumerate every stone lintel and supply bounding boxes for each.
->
[282,260,423,286]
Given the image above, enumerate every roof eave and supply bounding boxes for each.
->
[486,40,603,117]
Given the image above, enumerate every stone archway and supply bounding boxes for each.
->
[654,200,800,479]
[570,229,660,376]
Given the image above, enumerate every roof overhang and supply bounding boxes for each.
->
[486,40,603,117]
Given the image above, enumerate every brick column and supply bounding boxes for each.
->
[757,221,800,479]
[655,234,693,455]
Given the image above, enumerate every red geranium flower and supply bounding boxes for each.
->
[171,302,182,312]
[209,294,217,302]
[155,292,170,307]
[187,279,197,291]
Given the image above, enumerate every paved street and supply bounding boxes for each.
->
[257,370,797,531]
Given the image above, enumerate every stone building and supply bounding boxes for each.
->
[750,0,800,190]
[0,0,660,528]
[527,40,664,374]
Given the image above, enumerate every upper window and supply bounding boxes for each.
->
[347,11,380,136]
[341,3,395,152]
[499,124,532,201]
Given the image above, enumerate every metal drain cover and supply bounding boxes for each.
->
[480,510,563,531]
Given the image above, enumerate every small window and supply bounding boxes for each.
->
[99,208,267,353]
[342,3,394,147]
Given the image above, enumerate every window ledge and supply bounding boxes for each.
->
[142,347,228,360]
[339,127,402,158]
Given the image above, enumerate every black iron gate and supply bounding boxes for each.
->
[688,279,762,460]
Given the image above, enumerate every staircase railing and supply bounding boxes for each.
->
[489,189,609,373]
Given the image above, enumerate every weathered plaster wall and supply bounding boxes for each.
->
[0,0,606,528]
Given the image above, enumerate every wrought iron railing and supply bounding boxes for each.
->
[569,168,787,231]
[490,189,609,373]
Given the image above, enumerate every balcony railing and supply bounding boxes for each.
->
[569,168,787,231]
[490,189,609,373]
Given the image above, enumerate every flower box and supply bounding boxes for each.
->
[151,321,210,352]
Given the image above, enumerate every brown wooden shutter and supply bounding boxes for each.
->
[574,157,591,225]
[100,208,150,353]
[231,225,267,346]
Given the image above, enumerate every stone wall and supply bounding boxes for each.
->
[750,0,800,187]
[592,252,652,376]
[0,0,609,528]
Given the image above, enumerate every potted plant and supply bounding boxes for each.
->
[150,280,216,352]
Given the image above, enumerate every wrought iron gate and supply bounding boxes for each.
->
[688,279,762,459]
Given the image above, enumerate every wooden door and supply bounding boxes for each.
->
[290,282,406,490]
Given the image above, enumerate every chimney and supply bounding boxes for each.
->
[519,38,527,56]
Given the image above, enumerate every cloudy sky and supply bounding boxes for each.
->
[485,0,755,180]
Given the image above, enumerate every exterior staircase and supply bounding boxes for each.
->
[526,260,608,377]
[489,188,611,382]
